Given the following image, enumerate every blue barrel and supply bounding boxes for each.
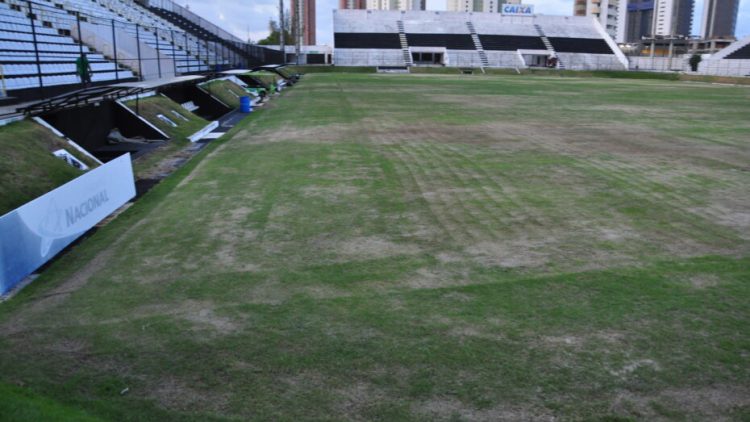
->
[239,96,252,113]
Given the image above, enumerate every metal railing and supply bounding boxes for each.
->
[143,0,243,44]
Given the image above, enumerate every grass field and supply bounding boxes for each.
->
[1,73,749,420]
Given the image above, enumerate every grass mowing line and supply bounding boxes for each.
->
[411,142,532,236]
[401,144,496,240]
[412,142,508,238]
[569,156,741,248]
[388,144,477,244]
[437,143,547,230]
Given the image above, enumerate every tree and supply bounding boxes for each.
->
[689,54,702,72]
[256,15,293,45]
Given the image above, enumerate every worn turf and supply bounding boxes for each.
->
[1,73,749,421]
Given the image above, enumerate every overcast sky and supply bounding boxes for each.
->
[184,0,749,45]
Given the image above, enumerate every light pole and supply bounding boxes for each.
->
[279,0,285,64]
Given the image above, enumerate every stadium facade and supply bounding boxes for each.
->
[698,35,750,77]
[333,10,628,70]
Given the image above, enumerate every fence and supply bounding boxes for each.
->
[627,56,688,72]
[698,59,750,77]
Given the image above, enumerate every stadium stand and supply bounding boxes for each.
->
[698,36,750,77]
[0,0,282,102]
[333,10,628,70]
[0,1,133,93]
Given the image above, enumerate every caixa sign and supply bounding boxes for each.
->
[0,154,136,295]
[501,4,534,15]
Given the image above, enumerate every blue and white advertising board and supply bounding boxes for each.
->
[0,154,135,295]
[501,4,534,15]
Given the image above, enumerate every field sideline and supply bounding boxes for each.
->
[1,73,749,420]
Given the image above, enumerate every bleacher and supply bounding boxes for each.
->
[0,0,133,92]
[0,0,264,99]
[43,0,226,73]
[405,34,475,50]
[333,10,628,70]
[698,36,750,77]
[726,43,750,60]
[333,33,401,49]
[478,35,546,51]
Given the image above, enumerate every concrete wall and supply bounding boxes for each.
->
[698,59,750,77]
[628,56,688,72]
[333,10,628,70]
[333,49,405,66]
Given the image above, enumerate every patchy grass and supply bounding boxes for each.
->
[0,119,98,215]
[123,95,210,178]
[1,73,749,420]
[200,79,249,108]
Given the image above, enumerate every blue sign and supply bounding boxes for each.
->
[501,4,534,15]
[0,154,136,295]
[628,0,654,11]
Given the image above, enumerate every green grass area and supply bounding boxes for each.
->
[295,65,750,84]
[200,79,249,108]
[1,73,749,420]
[0,383,103,422]
[123,95,210,178]
[0,119,99,215]
[289,65,377,74]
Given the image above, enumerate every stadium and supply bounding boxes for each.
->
[0,0,749,420]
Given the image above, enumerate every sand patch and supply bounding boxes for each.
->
[610,385,750,420]
[335,236,422,260]
[236,123,353,145]
[610,359,661,378]
[412,397,553,421]
[685,274,722,289]
[302,184,360,201]
[145,376,229,413]
[466,240,549,269]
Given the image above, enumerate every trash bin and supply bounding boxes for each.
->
[239,96,252,113]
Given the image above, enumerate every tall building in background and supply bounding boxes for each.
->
[366,0,425,10]
[446,0,520,13]
[701,0,739,39]
[623,0,654,42]
[573,0,620,39]
[654,0,693,37]
[291,0,316,45]
[621,0,693,42]
[339,0,367,8]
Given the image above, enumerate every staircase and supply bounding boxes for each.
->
[466,22,489,68]
[533,24,565,70]
[396,20,412,67]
